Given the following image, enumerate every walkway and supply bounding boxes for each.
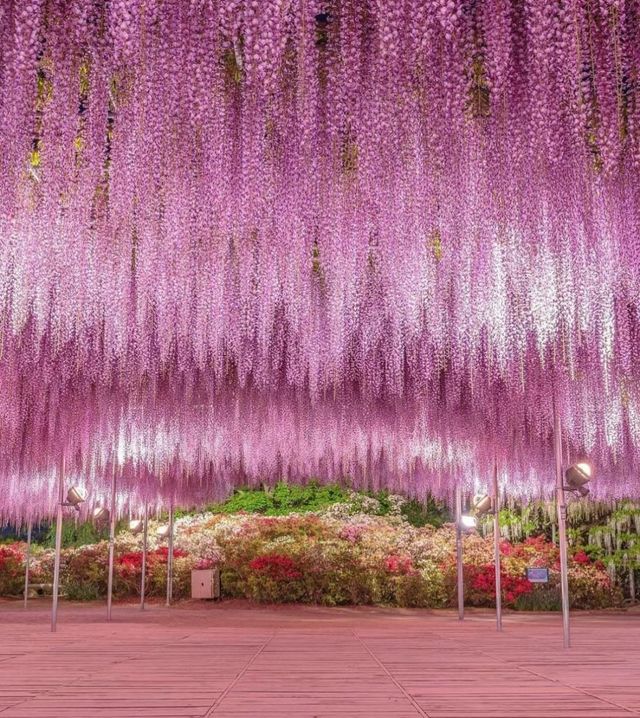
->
[1,602,639,717]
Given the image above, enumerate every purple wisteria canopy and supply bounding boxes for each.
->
[1,0,640,520]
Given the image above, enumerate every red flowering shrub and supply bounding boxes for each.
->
[568,563,623,608]
[245,553,305,602]
[0,519,627,610]
[466,564,533,607]
[249,554,302,580]
[154,546,188,560]
[499,540,514,556]
[0,544,25,596]
[113,548,191,598]
[502,536,560,569]
[117,552,144,573]
[194,558,216,570]
[384,554,416,575]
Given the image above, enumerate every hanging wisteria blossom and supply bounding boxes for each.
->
[0,0,639,518]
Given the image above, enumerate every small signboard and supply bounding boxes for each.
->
[526,567,549,583]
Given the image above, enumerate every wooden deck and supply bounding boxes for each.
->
[1,602,639,717]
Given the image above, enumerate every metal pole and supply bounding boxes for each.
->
[51,457,65,633]
[166,503,174,606]
[455,486,464,621]
[23,522,32,609]
[554,403,571,648]
[140,506,148,611]
[106,463,117,621]
[493,459,503,632]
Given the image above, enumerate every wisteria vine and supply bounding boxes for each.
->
[1,0,640,518]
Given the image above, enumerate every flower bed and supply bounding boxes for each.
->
[0,500,623,609]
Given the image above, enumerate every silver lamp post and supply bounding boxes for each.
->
[51,459,87,633]
[492,460,503,632]
[463,489,501,631]
[23,522,32,609]
[156,506,175,607]
[166,503,174,606]
[455,486,464,621]
[129,511,148,610]
[106,464,117,622]
[554,404,571,648]
[51,459,65,632]
[456,486,499,628]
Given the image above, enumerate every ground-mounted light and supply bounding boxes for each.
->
[460,514,477,529]
[156,524,170,539]
[65,486,87,511]
[564,462,592,497]
[473,494,494,517]
[92,506,109,522]
[129,519,144,535]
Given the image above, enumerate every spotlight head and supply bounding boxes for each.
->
[92,506,109,522]
[460,514,477,530]
[66,486,87,508]
[156,525,170,539]
[473,494,494,517]
[129,519,144,535]
[565,462,592,495]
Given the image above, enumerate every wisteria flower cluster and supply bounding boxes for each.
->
[0,1,639,515]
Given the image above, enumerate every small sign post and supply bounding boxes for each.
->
[526,567,549,584]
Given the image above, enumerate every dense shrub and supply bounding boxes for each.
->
[0,544,25,596]
[204,482,450,527]
[0,510,625,610]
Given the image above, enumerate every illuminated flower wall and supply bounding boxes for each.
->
[1,0,639,518]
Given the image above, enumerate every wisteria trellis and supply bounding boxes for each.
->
[1,0,640,520]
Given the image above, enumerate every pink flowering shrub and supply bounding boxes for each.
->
[0,544,25,596]
[0,516,624,609]
[384,554,416,575]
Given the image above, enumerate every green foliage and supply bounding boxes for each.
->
[61,543,109,600]
[400,496,451,527]
[514,586,562,611]
[205,482,449,528]
[43,519,107,549]
[497,504,551,541]
[207,482,351,516]
[392,564,448,608]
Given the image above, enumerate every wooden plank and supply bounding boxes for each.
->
[0,602,639,717]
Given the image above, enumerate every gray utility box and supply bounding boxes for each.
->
[191,568,221,600]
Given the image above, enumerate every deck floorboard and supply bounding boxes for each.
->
[1,602,639,717]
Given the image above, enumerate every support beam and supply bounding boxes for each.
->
[51,457,65,633]
[23,522,32,609]
[140,506,148,611]
[554,404,571,649]
[455,486,464,621]
[493,459,502,632]
[166,503,174,606]
[106,463,117,621]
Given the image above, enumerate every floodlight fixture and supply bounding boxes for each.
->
[473,494,494,517]
[460,514,477,529]
[129,519,144,535]
[64,486,87,511]
[156,524,170,539]
[92,506,109,522]
[564,462,592,497]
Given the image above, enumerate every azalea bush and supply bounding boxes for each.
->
[0,506,624,609]
[0,544,24,596]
